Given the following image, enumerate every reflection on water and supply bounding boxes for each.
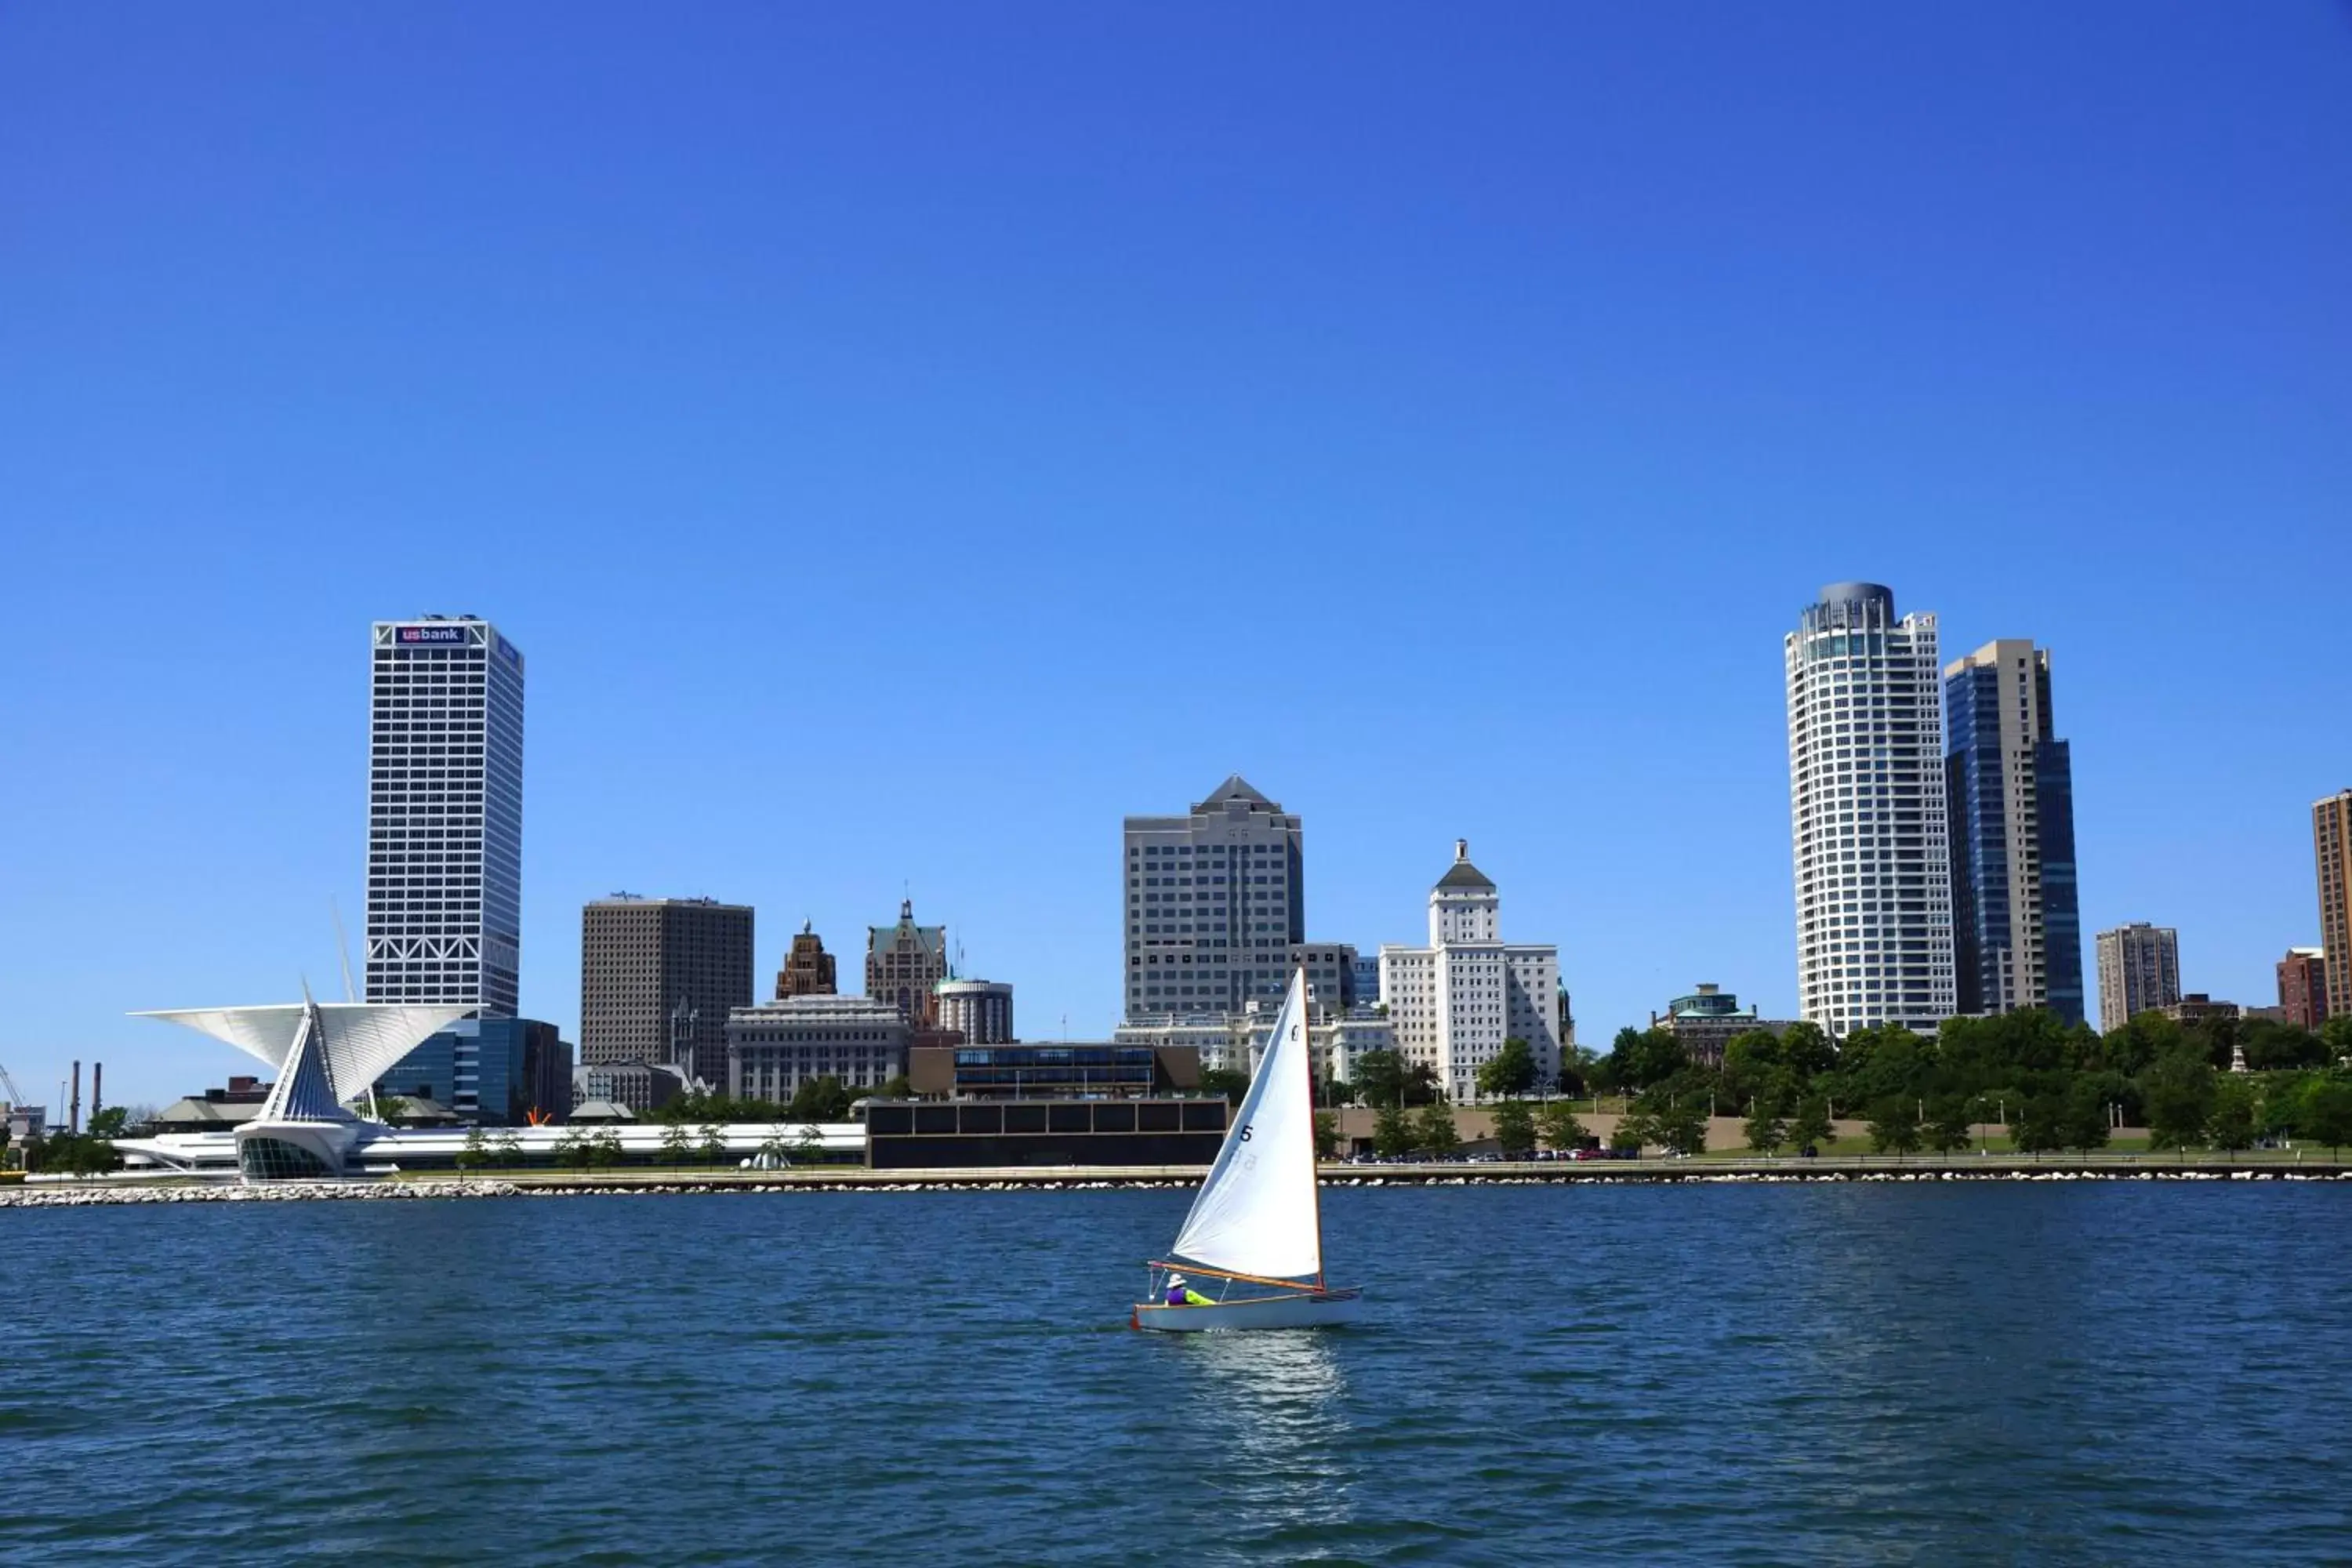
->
[1169,1327,1356,1540]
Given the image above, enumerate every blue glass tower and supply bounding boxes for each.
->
[1944,641,2083,1026]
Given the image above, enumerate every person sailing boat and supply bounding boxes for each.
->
[1133,967,1363,1331]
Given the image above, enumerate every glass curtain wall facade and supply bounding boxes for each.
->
[1944,641,2084,1026]
[365,617,525,1016]
[1784,584,1957,1034]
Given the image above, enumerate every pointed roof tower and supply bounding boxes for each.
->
[1196,774,1273,810]
[1436,838,1495,891]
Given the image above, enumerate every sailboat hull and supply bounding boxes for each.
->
[1133,1288,1363,1333]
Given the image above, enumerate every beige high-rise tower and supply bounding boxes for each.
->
[2317,790,2352,1027]
[2094,923,2181,1033]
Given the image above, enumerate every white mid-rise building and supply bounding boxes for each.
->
[1379,842,1563,1102]
[1785,583,1956,1034]
[725,995,912,1101]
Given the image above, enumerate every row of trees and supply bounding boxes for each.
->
[642,1074,902,1127]
[1595,1006,2352,1158]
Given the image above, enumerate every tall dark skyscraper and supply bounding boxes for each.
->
[365,616,525,1016]
[1944,639,2083,1025]
[579,895,754,1087]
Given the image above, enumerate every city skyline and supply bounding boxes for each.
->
[5,5,2346,1106]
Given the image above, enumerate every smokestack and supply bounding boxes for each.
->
[70,1059,81,1135]
[93,1062,103,1120]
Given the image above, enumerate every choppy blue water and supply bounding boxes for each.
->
[5,1184,2348,1565]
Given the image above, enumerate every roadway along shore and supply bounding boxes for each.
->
[6,1156,2352,1204]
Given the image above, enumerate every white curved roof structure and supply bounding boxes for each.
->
[133,1002,474,1105]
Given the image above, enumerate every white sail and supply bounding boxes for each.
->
[1168,970,1322,1280]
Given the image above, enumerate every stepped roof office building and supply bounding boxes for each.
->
[1784,583,1957,1034]
[1944,640,2084,1026]
[1123,775,1305,1019]
[365,616,525,1017]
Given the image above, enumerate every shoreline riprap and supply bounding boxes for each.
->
[6,1163,2352,1207]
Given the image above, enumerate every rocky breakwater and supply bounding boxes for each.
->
[0,1180,524,1207]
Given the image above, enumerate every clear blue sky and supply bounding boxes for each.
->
[4,3,2347,1111]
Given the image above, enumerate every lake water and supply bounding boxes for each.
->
[5,1183,2347,1565]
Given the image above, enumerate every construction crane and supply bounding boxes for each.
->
[0,1061,25,1109]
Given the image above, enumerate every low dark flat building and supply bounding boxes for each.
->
[865,1098,1229,1169]
[907,1043,1201,1100]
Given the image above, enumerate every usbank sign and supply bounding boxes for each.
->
[397,625,471,645]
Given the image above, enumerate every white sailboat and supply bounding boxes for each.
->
[1133,967,1362,1332]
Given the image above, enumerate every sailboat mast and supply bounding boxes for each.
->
[1299,964,1326,1290]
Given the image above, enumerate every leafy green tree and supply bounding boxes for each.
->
[2011,1094,2065,1156]
[2300,1080,2352,1157]
[1405,1062,1444,1105]
[2241,1021,2326,1073]
[2322,1017,2352,1062]
[1475,1039,1538,1100]
[1742,1104,1785,1156]
[1489,1099,1537,1157]
[492,1130,523,1171]
[1602,1027,1690,1094]
[1312,1111,1341,1160]
[87,1106,129,1138]
[1610,1108,1654,1153]
[699,1123,728,1165]
[1867,1098,1922,1158]
[2259,1073,2312,1142]
[2207,1079,2256,1155]
[1778,1022,1838,1081]
[27,1132,121,1174]
[1923,1097,1974,1156]
[1372,1105,1414,1158]
[589,1130,626,1167]
[793,1123,827,1163]
[456,1127,490,1173]
[660,1123,693,1167]
[2143,1049,2216,1153]
[1415,1103,1461,1158]
[1534,1100,1588,1153]
[874,1074,913,1101]
[1555,1047,1597,1098]
[1788,1098,1833,1154]
[2061,1082,2111,1152]
[554,1128,587,1168]
[1354,1051,1407,1109]
[1200,1068,1252,1106]
[1646,1095,1708,1156]
[786,1076,854,1122]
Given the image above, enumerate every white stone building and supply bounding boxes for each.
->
[726,995,912,1101]
[1378,842,1563,1102]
